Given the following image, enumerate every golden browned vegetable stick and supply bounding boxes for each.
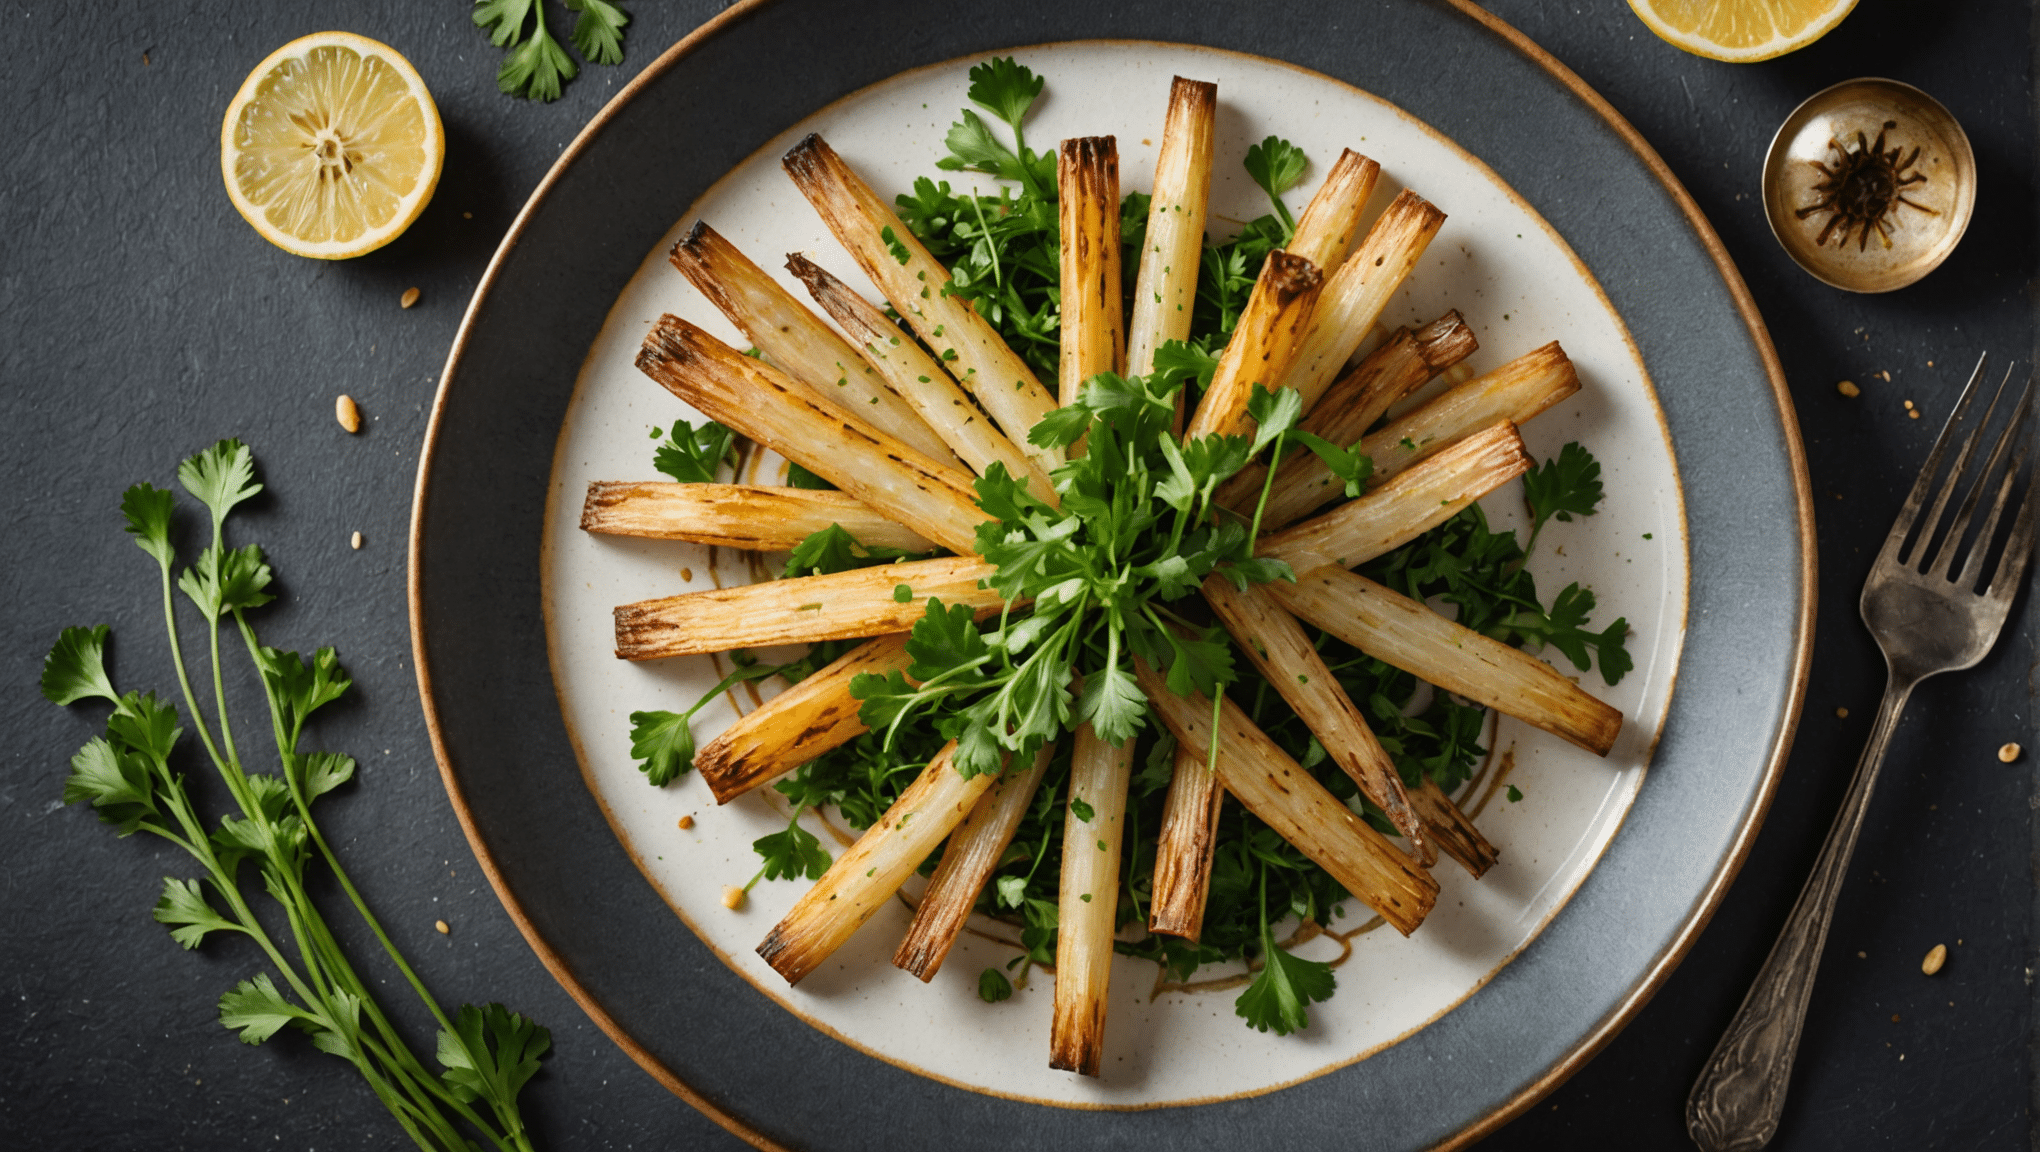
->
[695,634,912,804]
[1245,339,1576,530]
[893,743,1055,981]
[785,253,1056,499]
[1284,149,1381,275]
[637,314,985,555]
[669,221,962,467]
[758,741,996,985]
[1268,566,1623,756]
[1255,421,1532,574]
[1200,576,1429,863]
[1126,77,1216,383]
[613,555,1000,661]
[1215,310,1477,520]
[1057,136,1125,409]
[1135,661,1438,935]
[1182,250,1324,441]
[782,134,1062,475]
[1282,190,1446,414]
[1408,777,1499,879]
[1049,726,1133,1076]
[1146,742,1224,940]
[1361,341,1579,480]
[579,482,936,553]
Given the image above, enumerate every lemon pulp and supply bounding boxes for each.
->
[1627,0,1860,63]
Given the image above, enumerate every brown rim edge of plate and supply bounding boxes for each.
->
[405,2,1818,1148]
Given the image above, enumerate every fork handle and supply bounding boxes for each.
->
[1686,670,1918,1151]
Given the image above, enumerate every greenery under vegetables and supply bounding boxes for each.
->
[629,58,1628,1037]
[43,441,548,1151]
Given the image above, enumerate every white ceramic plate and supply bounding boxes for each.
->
[539,41,1686,1108]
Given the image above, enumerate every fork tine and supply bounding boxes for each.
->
[1983,464,2037,606]
[1905,358,2008,569]
[1956,432,2031,588]
[1931,371,2030,581]
[1880,352,1992,568]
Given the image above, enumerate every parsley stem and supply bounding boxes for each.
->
[153,556,230,776]
[1205,689,1224,782]
[1246,431,1287,552]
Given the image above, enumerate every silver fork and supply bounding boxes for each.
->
[1687,353,2035,1151]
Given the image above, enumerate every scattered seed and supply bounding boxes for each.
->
[1903,399,1914,409]
[1908,410,1920,420]
[677,814,694,830]
[721,885,746,910]
[400,286,422,309]
[680,566,694,582]
[1837,380,1860,398]
[1857,951,1867,959]
[1922,943,1947,975]
[350,531,363,550]
[1890,1013,1901,1022]
[462,211,473,219]
[336,394,362,433]
[1877,370,1891,382]
[1837,707,1850,718]
[434,919,450,935]
[1999,742,2021,763]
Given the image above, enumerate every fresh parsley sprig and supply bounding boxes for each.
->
[1522,440,1605,554]
[653,417,734,483]
[935,58,1055,198]
[472,0,630,102]
[848,367,1310,779]
[45,441,548,1151]
[1242,136,1309,243]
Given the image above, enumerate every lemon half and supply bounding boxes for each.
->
[221,32,444,259]
[1628,0,1860,63]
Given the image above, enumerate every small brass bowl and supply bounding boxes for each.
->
[1761,78,1975,293]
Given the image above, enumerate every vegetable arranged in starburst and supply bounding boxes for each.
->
[581,58,1631,1068]
[43,441,549,1151]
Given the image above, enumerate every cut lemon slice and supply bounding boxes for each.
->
[1627,0,1859,62]
[221,32,444,259]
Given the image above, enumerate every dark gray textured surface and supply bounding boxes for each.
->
[1,2,2032,1151]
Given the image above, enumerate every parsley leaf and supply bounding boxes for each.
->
[753,811,832,882]
[932,58,1054,206]
[964,57,1046,135]
[473,0,628,101]
[1242,136,1308,238]
[564,0,628,65]
[978,967,1014,1002]
[1234,864,1336,1035]
[177,439,262,526]
[785,460,835,490]
[1523,442,1604,551]
[653,418,735,483]
[218,973,310,1045]
[1151,339,1219,392]
[628,710,695,787]
[437,1003,553,1108]
[1235,930,1337,1035]
[121,483,176,567]
[41,625,117,706]
[1289,431,1374,498]
[784,523,927,579]
[154,877,244,950]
